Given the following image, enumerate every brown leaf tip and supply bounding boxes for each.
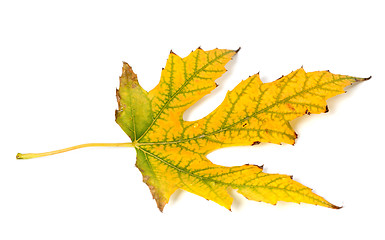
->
[353,76,371,82]
[244,163,264,169]
[235,47,241,53]
[324,105,329,113]
[121,62,134,75]
[276,75,285,81]
[120,62,139,87]
[142,175,167,212]
[332,204,343,209]
[252,141,261,145]
[122,61,132,71]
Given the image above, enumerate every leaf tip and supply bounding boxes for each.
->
[252,141,261,146]
[121,62,134,74]
[276,75,285,81]
[324,201,343,209]
[235,47,241,53]
[244,163,263,170]
[360,76,372,81]
[324,105,329,113]
[332,204,343,209]
[158,203,166,212]
[353,75,371,82]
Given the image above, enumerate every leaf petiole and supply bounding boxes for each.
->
[16,142,135,160]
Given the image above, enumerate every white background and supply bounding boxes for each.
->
[1,0,384,239]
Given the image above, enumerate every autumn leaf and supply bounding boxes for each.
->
[17,48,369,212]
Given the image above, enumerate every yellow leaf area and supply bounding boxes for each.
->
[116,48,368,211]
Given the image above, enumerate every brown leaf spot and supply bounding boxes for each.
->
[286,103,295,111]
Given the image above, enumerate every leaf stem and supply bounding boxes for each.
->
[16,142,135,160]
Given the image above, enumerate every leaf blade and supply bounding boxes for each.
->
[161,68,368,155]
[140,48,238,143]
[116,63,153,141]
[116,48,367,211]
[138,144,339,210]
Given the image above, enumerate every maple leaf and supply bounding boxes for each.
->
[17,48,369,212]
[115,48,369,211]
